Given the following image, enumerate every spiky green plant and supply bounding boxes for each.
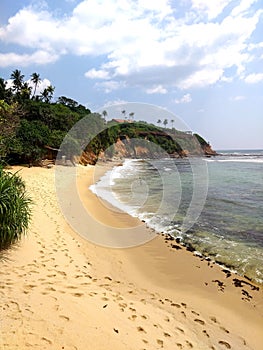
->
[0,166,31,250]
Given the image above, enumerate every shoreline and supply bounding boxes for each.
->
[1,164,263,349]
[90,159,263,287]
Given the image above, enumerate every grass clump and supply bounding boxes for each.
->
[0,166,31,250]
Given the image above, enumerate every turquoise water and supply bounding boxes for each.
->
[91,150,263,284]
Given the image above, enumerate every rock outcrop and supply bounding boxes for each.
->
[78,131,217,166]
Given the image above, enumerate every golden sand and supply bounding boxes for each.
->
[0,164,262,350]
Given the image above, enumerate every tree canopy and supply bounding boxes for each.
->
[0,69,211,165]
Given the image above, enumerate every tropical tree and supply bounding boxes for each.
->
[40,85,55,103]
[102,110,108,123]
[163,119,168,128]
[0,101,20,158]
[40,88,49,103]
[30,73,41,99]
[171,119,175,128]
[0,78,12,103]
[15,119,51,164]
[57,96,78,109]
[121,110,126,120]
[0,166,31,250]
[157,119,162,126]
[10,69,24,94]
[20,82,32,100]
[129,112,134,121]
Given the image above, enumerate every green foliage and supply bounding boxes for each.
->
[1,69,211,165]
[0,100,20,158]
[193,133,208,146]
[0,166,31,250]
[14,120,51,163]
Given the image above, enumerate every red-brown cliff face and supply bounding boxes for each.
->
[78,134,217,166]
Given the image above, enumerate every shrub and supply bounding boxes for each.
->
[0,166,31,250]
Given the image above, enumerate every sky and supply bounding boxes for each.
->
[0,0,263,150]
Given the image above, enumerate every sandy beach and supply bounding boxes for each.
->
[1,164,263,350]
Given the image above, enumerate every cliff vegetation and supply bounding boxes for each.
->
[0,70,217,166]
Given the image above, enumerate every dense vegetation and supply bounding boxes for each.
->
[0,70,93,165]
[0,69,211,166]
[0,166,31,250]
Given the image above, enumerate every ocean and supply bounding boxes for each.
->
[90,150,263,284]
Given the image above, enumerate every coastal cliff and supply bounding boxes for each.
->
[79,124,217,166]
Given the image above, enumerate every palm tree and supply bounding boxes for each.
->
[40,88,49,103]
[0,167,31,250]
[163,119,168,128]
[102,110,108,123]
[157,119,162,126]
[171,119,175,129]
[40,85,55,103]
[20,82,32,100]
[47,85,55,101]
[10,69,24,94]
[31,73,41,99]
[121,110,126,120]
[129,112,134,121]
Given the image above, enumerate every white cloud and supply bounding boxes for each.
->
[244,73,263,83]
[0,0,262,92]
[230,95,246,101]
[0,50,58,67]
[231,0,258,17]
[175,93,192,104]
[95,80,125,93]
[221,75,233,83]
[146,85,167,94]
[179,68,224,89]
[85,68,110,79]
[102,99,128,108]
[191,0,230,20]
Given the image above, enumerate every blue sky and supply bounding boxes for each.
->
[0,0,263,150]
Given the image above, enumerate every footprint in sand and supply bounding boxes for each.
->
[171,303,181,308]
[185,340,193,348]
[203,330,210,338]
[194,318,205,325]
[41,337,52,345]
[119,303,127,309]
[220,326,230,334]
[191,310,199,316]
[163,332,171,338]
[57,271,67,276]
[210,316,218,324]
[72,292,84,297]
[176,327,184,334]
[156,339,164,347]
[128,315,137,321]
[66,286,78,290]
[218,340,231,349]
[104,276,112,281]
[137,326,146,333]
[163,316,170,322]
[59,315,70,321]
